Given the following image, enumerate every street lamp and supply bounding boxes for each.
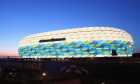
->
[42,72,46,76]
[129,45,133,56]
[42,72,47,84]
[126,45,132,57]
[125,45,128,57]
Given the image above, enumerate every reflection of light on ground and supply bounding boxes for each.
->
[102,82,105,84]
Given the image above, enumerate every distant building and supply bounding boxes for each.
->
[18,27,134,58]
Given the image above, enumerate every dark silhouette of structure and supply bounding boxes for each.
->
[112,50,117,56]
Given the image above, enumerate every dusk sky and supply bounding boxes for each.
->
[0,0,140,57]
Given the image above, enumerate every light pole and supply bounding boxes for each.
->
[42,72,47,84]
[126,45,132,57]
[125,45,128,57]
[129,45,132,56]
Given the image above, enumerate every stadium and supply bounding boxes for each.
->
[18,27,134,58]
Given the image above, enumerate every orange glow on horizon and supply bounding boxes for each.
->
[0,51,19,56]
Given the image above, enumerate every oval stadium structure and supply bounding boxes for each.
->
[18,27,134,58]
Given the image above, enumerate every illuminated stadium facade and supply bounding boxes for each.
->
[18,27,134,58]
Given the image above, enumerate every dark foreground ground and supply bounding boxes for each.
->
[1,56,140,84]
[0,63,140,84]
